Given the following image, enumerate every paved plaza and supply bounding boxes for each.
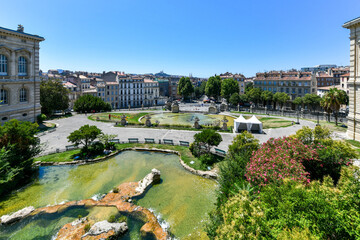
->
[39,111,317,155]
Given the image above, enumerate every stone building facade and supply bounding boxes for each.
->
[0,25,44,124]
[253,71,317,100]
[343,17,360,141]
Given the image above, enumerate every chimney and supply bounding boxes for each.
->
[17,24,24,32]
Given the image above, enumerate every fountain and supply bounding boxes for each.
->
[221,116,229,130]
[145,115,152,127]
[171,101,179,113]
[193,116,200,129]
[208,102,218,114]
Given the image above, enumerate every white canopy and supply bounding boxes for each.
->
[233,115,263,133]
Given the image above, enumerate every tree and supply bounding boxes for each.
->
[221,78,239,102]
[245,82,253,93]
[193,129,222,155]
[273,92,290,109]
[320,88,348,125]
[40,79,69,116]
[73,95,111,113]
[99,133,117,150]
[68,125,103,153]
[194,81,207,99]
[260,90,273,107]
[0,119,41,195]
[246,88,262,106]
[177,77,194,100]
[293,97,303,110]
[229,93,241,106]
[205,76,222,100]
[303,94,322,112]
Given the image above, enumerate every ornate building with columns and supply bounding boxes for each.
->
[0,25,44,124]
[343,17,360,141]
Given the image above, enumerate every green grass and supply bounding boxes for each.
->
[34,143,223,171]
[88,112,149,124]
[35,149,80,163]
[311,120,348,132]
[346,139,360,148]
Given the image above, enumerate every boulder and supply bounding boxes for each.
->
[0,206,35,225]
[82,220,128,238]
[136,168,161,194]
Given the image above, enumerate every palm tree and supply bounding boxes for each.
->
[320,88,348,125]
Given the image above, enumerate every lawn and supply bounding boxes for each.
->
[33,143,221,171]
[35,149,80,163]
[240,116,293,129]
[312,120,348,132]
[345,139,360,157]
[88,112,149,124]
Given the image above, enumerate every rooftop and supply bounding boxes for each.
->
[0,26,45,41]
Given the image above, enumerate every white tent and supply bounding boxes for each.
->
[233,115,263,133]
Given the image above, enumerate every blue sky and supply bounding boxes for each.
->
[1,0,359,77]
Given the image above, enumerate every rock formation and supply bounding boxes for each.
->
[0,206,34,225]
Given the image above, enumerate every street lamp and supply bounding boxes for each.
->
[316,111,320,126]
[296,110,300,124]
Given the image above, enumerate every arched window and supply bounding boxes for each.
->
[18,56,27,76]
[0,55,8,76]
[0,89,8,104]
[19,88,27,102]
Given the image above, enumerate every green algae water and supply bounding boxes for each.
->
[141,113,235,127]
[0,151,217,239]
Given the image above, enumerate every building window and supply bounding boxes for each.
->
[0,54,8,75]
[0,89,8,104]
[18,57,27,76]
[19,88,27,102]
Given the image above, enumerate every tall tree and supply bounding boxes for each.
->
[73,95,111,113]
[0,120,41,195]
[293,97,303,110]
[205,76,222,100]
[260,90,273,107]
[245,82,254,93]
[177,77,194,100]
[193,129,222,155]
[40,79,70,116]
[273,92,290,109]
[221,78,239,102]
[246,88,262,106]
[303,94,322,112]
[320,88,348,125]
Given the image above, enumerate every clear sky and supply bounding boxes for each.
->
[1,0,359,77]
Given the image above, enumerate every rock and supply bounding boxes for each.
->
[71,217,87,226]
[0,206,35,225]
[82,220,128,238]
[135,168,161,194]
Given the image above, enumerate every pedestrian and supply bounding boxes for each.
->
[109,114,111,120]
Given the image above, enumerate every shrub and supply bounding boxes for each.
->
[193,129,222,155]
[199,153,219,169]
[113,187,119,193]
[37,114,47,123]
[87,142,105,156]
[84,223,91,232]
[245,137,318,187]
[108,215,116,223]
[213,167,360,240]
[117,215,127,223]
[304,139,356,183]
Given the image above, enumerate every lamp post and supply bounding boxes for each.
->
[296,110,300,124]
[316,111,320,126]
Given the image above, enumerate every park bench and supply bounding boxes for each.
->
[179,141,190,147]
[214,148,226,156]
[163,139,174,145]
[145,138,155,143]
[109,139,120,143]
[128,138,139,143]
[66,145,78,151]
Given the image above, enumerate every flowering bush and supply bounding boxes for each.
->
[245,137,318,187]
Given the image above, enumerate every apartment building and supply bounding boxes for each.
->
[253,71,317,100]
[340,73,350,94]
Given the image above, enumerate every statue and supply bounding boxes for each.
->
[120,114,127,126]
[145,115,152,127]
[171,101,179,113]
[193,116,200,129]
[221,115,229,130]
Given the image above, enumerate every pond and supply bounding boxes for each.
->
[142,113,235,127]
[0,151,217,239]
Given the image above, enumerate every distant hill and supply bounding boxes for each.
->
[155,71,171,77]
